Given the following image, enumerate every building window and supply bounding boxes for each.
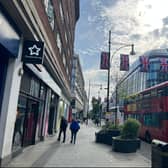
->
[68,48,70,57]
[44,0,55,30]
[57,33,62,53]
[66,67,69,76]
[63,53,66,66]
[65,32,68,43]
[30,78,40,98]
[59,2,64,23]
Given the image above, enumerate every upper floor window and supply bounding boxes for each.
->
[44,0,55,30]
[57,33,62,53]
[63,52,66,66]
[59,2,64,23]
[65,32,68,43]
[66,13,69,24]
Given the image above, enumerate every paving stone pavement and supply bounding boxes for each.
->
[7,120,151,167]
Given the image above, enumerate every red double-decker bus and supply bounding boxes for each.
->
[124,81,168,142]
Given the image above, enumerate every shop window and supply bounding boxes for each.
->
[30,78,40,98]
[40,84,46,100]
[20,73,31,93]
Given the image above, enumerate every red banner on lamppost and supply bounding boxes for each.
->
[120,54,129,71]
[100,52,109,70]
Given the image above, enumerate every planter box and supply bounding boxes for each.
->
[95,130,120,145]
[112,137,141,153]
[95,132,106,143]
[152,139,168,168]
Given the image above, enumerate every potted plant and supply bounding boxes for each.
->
[95,120,121,145]
[112,118,141,153]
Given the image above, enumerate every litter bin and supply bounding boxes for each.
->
[152,139,168,168]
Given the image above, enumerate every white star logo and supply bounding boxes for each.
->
[28,45,41,56]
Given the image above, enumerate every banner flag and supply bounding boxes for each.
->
[140,56,149,72]
[100,52,109,70]
[120,54,129,71]
[160,58,168,72]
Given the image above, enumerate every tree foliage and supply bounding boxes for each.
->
[91,97,101,119]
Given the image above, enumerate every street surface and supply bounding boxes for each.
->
[7,120,151,167]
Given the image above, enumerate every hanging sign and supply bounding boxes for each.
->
[120,54,129,71]
[100,52,109,70]
[22,40,44,64]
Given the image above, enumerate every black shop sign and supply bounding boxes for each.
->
[22,40,44,64]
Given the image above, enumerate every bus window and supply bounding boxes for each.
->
[163,86,168,96]
[161,112,168,120]
[135,114,140,120]
[152,113,160,127]
[157,88,164,97]
[144,114,152,126]
[144,113,160,127]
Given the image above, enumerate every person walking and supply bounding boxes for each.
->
[57,116,68,143]
[95,118,99,126]
[70,118,80,144]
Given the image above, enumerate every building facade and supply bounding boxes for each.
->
[0,0,79,166]
[71,54,87,120]
[108,49,168,124]
[117,49,168,106]
[118,49,168,99]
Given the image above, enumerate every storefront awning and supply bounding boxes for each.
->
[26,64,61,96]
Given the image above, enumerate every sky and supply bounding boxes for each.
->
[74,0,168,103]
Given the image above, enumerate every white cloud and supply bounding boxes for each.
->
[84,69,108,99]
[76,0,168,104]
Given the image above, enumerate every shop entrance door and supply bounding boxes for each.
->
[22,99,39,146]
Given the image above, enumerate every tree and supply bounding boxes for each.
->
[91,97,100,120]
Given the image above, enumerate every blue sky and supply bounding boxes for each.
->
[74,0,168,100]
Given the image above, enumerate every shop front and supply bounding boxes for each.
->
[12,66,47,150]
[12,64,61,151]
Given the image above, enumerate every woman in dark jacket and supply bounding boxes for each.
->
[70,119,80,144]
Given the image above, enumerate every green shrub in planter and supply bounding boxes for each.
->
[121,118,141,139]
[102,122,122,131]
[112,118,141,153]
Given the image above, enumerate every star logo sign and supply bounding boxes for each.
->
[28,45,41,56]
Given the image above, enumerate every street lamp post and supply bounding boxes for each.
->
[106,30,111,113]
[115,84,118,127]
[106,30,136,126]
[87,80,91,125]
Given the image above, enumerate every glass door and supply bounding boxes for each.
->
[12,95,26,151]
[22,99,39,146]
